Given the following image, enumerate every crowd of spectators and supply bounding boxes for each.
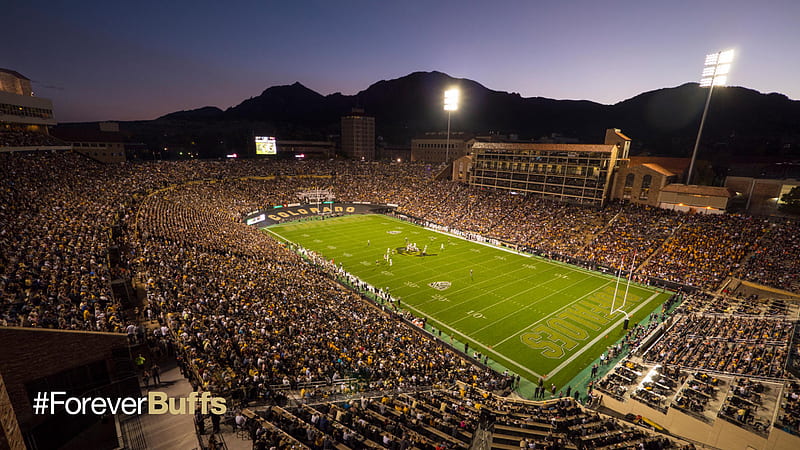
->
[0,152,126,330]
[577,205,684,271]
[778,380,800,435]
[644,314,791,378]
[638,214,767,289]
[4,150,800,446]
[677,292,794,317]
[461,385,687,449]
[672,372,720,421]
[718,377,772,434]
[0,129,66,147]
[238,385,691,450]
[740,219,800,293]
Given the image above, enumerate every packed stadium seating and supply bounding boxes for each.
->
[2,151,799,448]
[0,129,66,147]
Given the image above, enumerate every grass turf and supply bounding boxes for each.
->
[265,214,671,389]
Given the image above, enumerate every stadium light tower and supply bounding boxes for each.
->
[444,88,460,164]
[687,49,735,185]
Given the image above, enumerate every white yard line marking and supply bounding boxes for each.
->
[265,228,291,242]
[480,279,614,338]
[492,281,616,347]
[545,291,662,377]
[400,301,543,380]
[423,226,532,257]
[429,264,562,315]
[448,272,586,327]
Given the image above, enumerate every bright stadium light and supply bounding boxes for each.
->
[688,49,735,184]
[443,88,460,165]
[444,88,459,111]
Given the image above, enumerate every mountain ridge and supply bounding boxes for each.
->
[107,71,800,159]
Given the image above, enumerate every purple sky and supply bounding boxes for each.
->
[4,0,799,122]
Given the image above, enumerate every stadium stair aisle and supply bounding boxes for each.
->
[138,362,200,450]
[734,230,774,280]
[576,208,624,254]
[636,221,686,272]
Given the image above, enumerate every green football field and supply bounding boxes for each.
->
[265,214,670,389]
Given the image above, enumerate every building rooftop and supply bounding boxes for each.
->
[612,129,631,141]
[472,142,618,153]
[661,184,736,198]
[50,126,125,143]
[641,163,676,177]
[629,156,691,175]
[0,68,30,81]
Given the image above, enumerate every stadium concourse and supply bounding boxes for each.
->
[1,151,800,449]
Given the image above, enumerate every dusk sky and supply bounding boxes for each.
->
[4,0,799,122]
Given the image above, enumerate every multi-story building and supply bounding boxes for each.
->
[377,144,411,162]
[410,132,472,163]
[340,109,375,160]
[611,162,679,206]
[0,68,68,152]
[277,140,335,159]
[469,129,630,206]
[51,122,127,163]
[726,175,800,216]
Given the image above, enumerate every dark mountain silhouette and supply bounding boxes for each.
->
[126,71,799,159]
[160,106,223,121]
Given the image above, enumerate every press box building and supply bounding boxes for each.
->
[469,129,631,207]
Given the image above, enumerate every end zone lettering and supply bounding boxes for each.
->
[269,206,356,221]
[244,203,395,226]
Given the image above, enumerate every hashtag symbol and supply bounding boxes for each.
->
[33,392,49,414]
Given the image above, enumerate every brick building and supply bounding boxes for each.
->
[0,327,135,449]
[51,122,127,163]
[411,132,472,163]
[341,109,375,160]
[611,163,679,206]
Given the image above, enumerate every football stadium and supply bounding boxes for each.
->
[2,69,800,450]
[266,214,672,391]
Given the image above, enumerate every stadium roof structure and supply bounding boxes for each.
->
[610,129,631,141]
[641,163,676,177]
[0,68,30,80]
[629,156,691,176]
[472,142,618,153]
[661,184,736,198]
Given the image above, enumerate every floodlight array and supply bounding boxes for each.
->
[700,49,734,87]
[444,89,459,111]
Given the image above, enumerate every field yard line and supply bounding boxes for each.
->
[264,228,291,242]
[425,264,562,314]
[278,214,659,295]
[492,280,614,347]
[407,220,532,257]
[446,270,582,326]
[396,246,520,286]
[545,291,662,377]
[462,278,611,332]
[399,301,544,380]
